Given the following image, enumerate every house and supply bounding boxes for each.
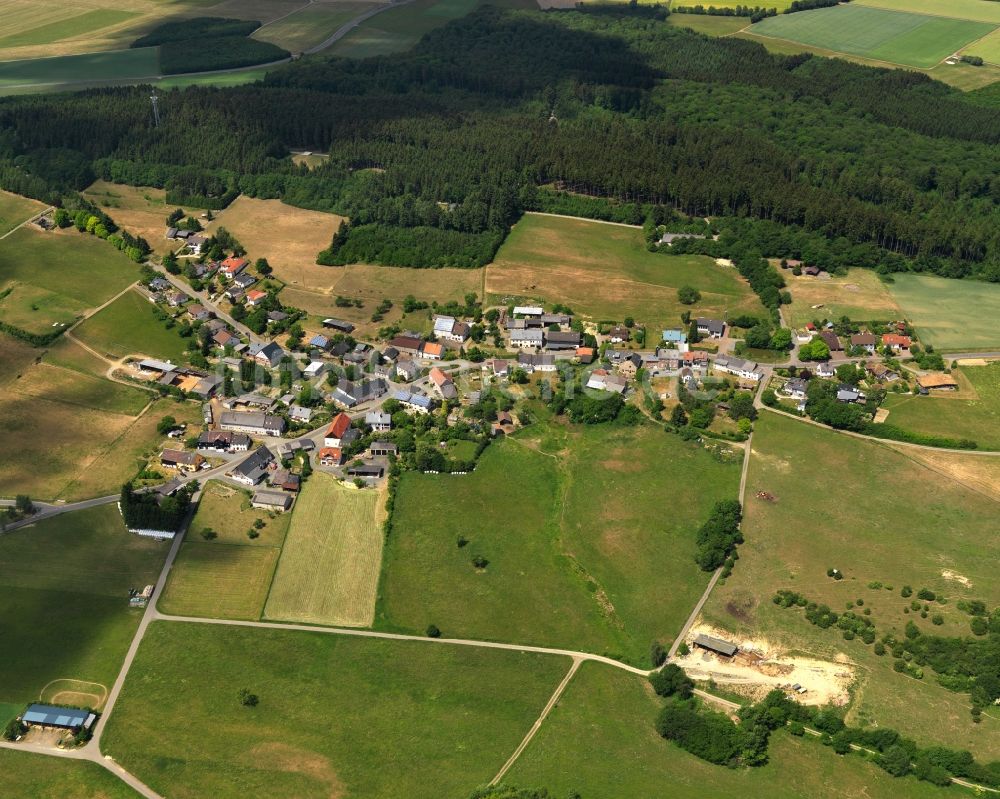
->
[219,411,286,437]
[713,355,762,381]
[220,256,248,280]
[586,369,627,394]
[693,634,738,658]
[917,373,959,391]
[382,346,399,362]
[517,351,556,373]
[202,403,213,425]
[318,447,343,467]
[485,359,511,378]
[166,290,189,307]
[391,389,434,414]
[395,360,421,382]
[803,265,822,277]
[304,360,326,379]
[228,446,275,486]
[324,413,356,447]
[322,318,355,333]
[289,405,313,423]
[429,367,458,400]
[656,348,681,370]
[545,330,581,351]
[189,261,218,279]
[576,347,595,364]
[420,341,444,360]
[433,315,470,343]
[343,343,372,366]
[331,378,388,408]
[608,326,630,344]
[149,277,172,292]
[662,328,687,347]
[659,231,707,246]
[308,334,331,352]
[850,333,878,353]
[251,490,293,512]
[197,430,251,452]
[510,328,544,348]
[820,331,843,352]
[223,287,245,304]
[836,383,865,403]
[682,350,709,369]
[268,310,288,323]
[21,704,95,733]
[159,450,204,472]
[330,340,351,359]
[389,336,423,358]
[366,410,392,431]
[187,304,211,322]
[213,329,238,349]
[186,234,207,255]
[816,362,835,378]
[369,440,397,458]
[512,305,544,317]
[248,341,285,368]
[616,354,641,380]
[347,462,385,479]
[233,272,256,290]
[696,318,726,339]
[245,289,268,307]
[866,362,899,383]
[882,333,912,352]
[783,378,808,400]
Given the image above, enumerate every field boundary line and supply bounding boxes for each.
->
[489,656,582,785]
[524,210,642,229]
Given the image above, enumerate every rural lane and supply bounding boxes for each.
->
[0,495,118,534]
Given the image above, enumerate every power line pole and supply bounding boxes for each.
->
[150,92,161,128]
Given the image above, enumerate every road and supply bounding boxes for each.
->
[0,495,119,533]
[150,267,259,344]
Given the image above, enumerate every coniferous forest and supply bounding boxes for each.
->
[1,5,999,275]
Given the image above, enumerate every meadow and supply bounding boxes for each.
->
[507,662,956,798]
[74,289,191,362]
[887,273,1000,350]
[783,268,901,328]
[666,14,750,36]
[485,214,765,329]
[188,480,291,546]
[748,5,996,68]
[965,27,1000,62]
[0,188,44,236]
[254,0,381,52]
[101,621,567,799]
[0,505,165,707]
[0,748,140,799]
[264,474,384,627]
[83,180,201,256]
[0,48,160,90]
[855,0,1000,24]
[702,412,1000,757]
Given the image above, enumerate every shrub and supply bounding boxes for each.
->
[655,699,746,766]
[649,664,693,698]
[472,555,489,569]
[426,624,441,638]
[238,688,259,707]
[650,641,667,668]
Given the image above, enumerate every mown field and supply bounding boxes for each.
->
[83,180,202,256]
[0,748,140,799]
[666,13,750,36]
[748,5,996,68]
[188,480,291,546]
[887,273,1000,350]
[783,268,901,328]
[101,621,566,799]
[0,505,165,709]
[508,662,956,798]
[0,188,44,236]
[965,26,1000,62]
[486,214,765,330]
[703,412,1000,758]
[255,0,381,51]
[74,289,190,362]
[855,0,1000,24]
[265,473,384,627]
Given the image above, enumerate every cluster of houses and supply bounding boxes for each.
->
[504,306,581,351]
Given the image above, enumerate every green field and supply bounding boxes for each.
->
[666,13,751,36]
[188,481,291,547]
[486,214,765,329]
[703,412,1000,758]
[0,505,166,707]
[749,5,996,68]
[0,189,44,236]
[507,662,955,798]
[0,9,139,49]
[965,25,1000,62]
[74,289,190,361]
[380,424,740,664]
[887,273,1000,350]
[856,0,1000,24]
[101,621,566,799]
[784,268,901,329]
[255,1,380,52]
[0,748,140,799]
[0,47,159,89]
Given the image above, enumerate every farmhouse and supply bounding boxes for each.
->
[850,333,877,353]
[510,328,544,348]
[433,315,470,343]
[159,449,204,472]
[545,330,581,351]
[608,326,630,344]
[421,342,444,360]
[389,336,423,358]
[713,355,762,381]
[586,369,627,394]
[322,318,355,333]
[882,333,912,352]
[251,490,293,512]
[228,447,275,486]
[330,378,388,408]
[21,704,95,733]
[429,367,458,400]
[220,256,248,279]
[485,359,511,378]
[693,634,738,658]
[395,360,421,382]
[696,318,726,339]
[219,411,286,437]
[366,410,392,431]
[248,341,285,368]
[197,430,251,452]
[576,347,594,364]
[391,389,434,414]
[682,350,709,369]
[318,447,343,467]
[917,373,959,391]
[517,351,556,373]
[324,413,357,447]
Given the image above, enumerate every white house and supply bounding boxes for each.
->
[510,328,544,349]
[713,355,762,381]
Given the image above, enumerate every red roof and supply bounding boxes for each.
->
[246,289,266,302]
[429,367,450,386]
[327,412,351,439]
[221,256,248,274]
[421,342,444,358]
[882,334,911,347]
[318,447,342,463]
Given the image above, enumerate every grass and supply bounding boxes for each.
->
[964,25,1000,62]
[83,180,203,256]
[264,474,384,627]
[74,289,190,362]
[748,5,996,68]
[0,188,44,236]
[784,268,901,328]
[0,748,140,799]
[0,504,166,707]
[887,273,1000,351]
[507,662,956,798]
[161,544,281,620]
[666,13,750,36]
[254,1,381,51]
[0,47,160,89]
[486,213,764,329]
[0,9,139,49]
[702,412,1000,758]
[12,362,150,415]
[928,59,1000,89]
[188,480,291,546]
[101,621,567,799]
[855,0,1000,24]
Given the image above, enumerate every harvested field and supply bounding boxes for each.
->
[666,14,750,35]
[783,268,901,328]
[891,444,1000,504]
[264,474,384,627]
[255,1,381,51]
[0,188,45,236]
[161,543,280,620]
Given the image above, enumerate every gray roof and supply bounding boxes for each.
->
[693,634,738,657]
[511,328,544,344]
[220,411,285,432]
[23,704,92,729]
[231,447,274,482]
[251,490,292,510]
[696,318,726,335]
[366,411,391,426]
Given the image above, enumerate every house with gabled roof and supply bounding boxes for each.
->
[429,367,458,400]
[324,412,356,448]
[220,256,248,279]
[433,315,470,343]
[228,446,275,486]
[696,318,726,339]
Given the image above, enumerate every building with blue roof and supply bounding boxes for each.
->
[22,703,95,731]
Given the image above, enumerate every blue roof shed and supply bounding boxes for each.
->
[23,704,93,729]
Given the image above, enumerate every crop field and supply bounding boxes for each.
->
[0,48,160,91]
[101,621,566,798]
[881,363,1000,449]
[0,505,165,706]
[83,180,202,256]
[508,663,954,798]
[965,26,1000,61]
[783,268,901,328]
[485,214,765,329]
[189,480,291,546]
[0,748,140,799]
[0,189,45,236]
[666,14,750,36]
[264,474,384,627]
[748,5,996,68]
[887,273,1000,350]
[855,0,1000,24]
[703,412,1000,757]
[254,0,381,52]
[74,289,190,362]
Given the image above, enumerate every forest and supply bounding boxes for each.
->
[0,6,999,276]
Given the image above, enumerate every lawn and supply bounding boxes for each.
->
[0,749,140,799]
[485,213,764,329]
[783,268,901,328]
[74,289,190,362]
[748,5,996,68]
[702,412,1000,758]
[0,188,44,236]
[887,273,1000,350]
[101,621,566,799]
[188,480,291,547]
[507,662,956,798]
[254,1,381,52]
[264,474,384,627]
[0,47,160,89]
[855,0,1000,24]
[0,504,166,707]
[161,543,280,620]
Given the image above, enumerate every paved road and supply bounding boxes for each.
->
[150,267,259,344]
[0,495,118,533]
[0,207,53,241]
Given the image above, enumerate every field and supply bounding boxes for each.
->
[666,14,750,36]
[485,214,765,329]
[783,268,901,328]
[881,363,1000,449]
[101,621,566,799]
[264,473,384,627]
[379,424,740,664]
[254,0,382,52]
[507,662,954,798]
[965,26,1000,62]
[887,273,1000,350]
[74,289,190,362]
[188,480,291,546]
[855,0,1000,24]
[0,749,140,799]
[703,412,1000,757]
[0,189,45,236]
[0,505,166,707]
[161,544,281,620]
[83,180,202,256]
[748,5,996,68]
[0,47,160,90]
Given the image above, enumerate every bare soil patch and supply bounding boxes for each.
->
[245,742,345,799]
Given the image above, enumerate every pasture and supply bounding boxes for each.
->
[264,474,384,627]
[254,1,381,52]
[486,214,764,329]
[507,663,955,798]
[0,505,165,706]
[748,5,996,68]
[74,289,190,362]
[83,180,201,256]
[161,543,280,620]
[101,621,566,799]
[703,412,1000,757]
[783,268,901,328]
[0,189,45,236]
[0,749,140,799]
[189,480,291,546]
[666,14,750,36]
[887,273,1000,350]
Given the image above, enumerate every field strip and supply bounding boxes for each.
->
[489,656,582,785]
[525,210,641,229]
[739,29,924,70]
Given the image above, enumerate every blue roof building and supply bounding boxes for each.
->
[22,704,94,730]
[662,328,687,344]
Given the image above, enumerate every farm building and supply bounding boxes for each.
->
[347,463,385,479]
[251,490,293,512]
[324,413,357,447]
[693,634,738,658]
[512,305,544,317]
[820,331,843,352]
[369,441,398,458]
[510,328,545,348]
[227,447,275,486]
[159,450,204,472]
[22,704,95,732]
[220,411,286,437]
[433,315,470,343]
[545,330,581,351]
[322,318,355,333]
[917,373,959,391]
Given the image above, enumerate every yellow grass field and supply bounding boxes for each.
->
[0,189,45,236]
[264,473,384,627]
[254,0,381,51]
[784,268,901,328]
[83,180,202,256]
[161,543,280,620]
[189,480,291,546]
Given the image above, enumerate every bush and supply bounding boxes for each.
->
[655,699,746,766]
[650,641,667,668]
[426,624,441,638]
[649,664,693,698]
[694,499,743,571]
[678,285,701,305]
[238,688,259,707]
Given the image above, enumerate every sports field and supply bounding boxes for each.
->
[486,214,765,329]
[74,289,190,362]
[101,621,566,798]
[748,5,996,68]
[0,748,140,799]
[887,273,1000,350]
[784,268,901,328]
[255,0,381,52]
[703,412,1000,757]
[265,474,384,627]
[0,505,165,707]
[0,189,44,236]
